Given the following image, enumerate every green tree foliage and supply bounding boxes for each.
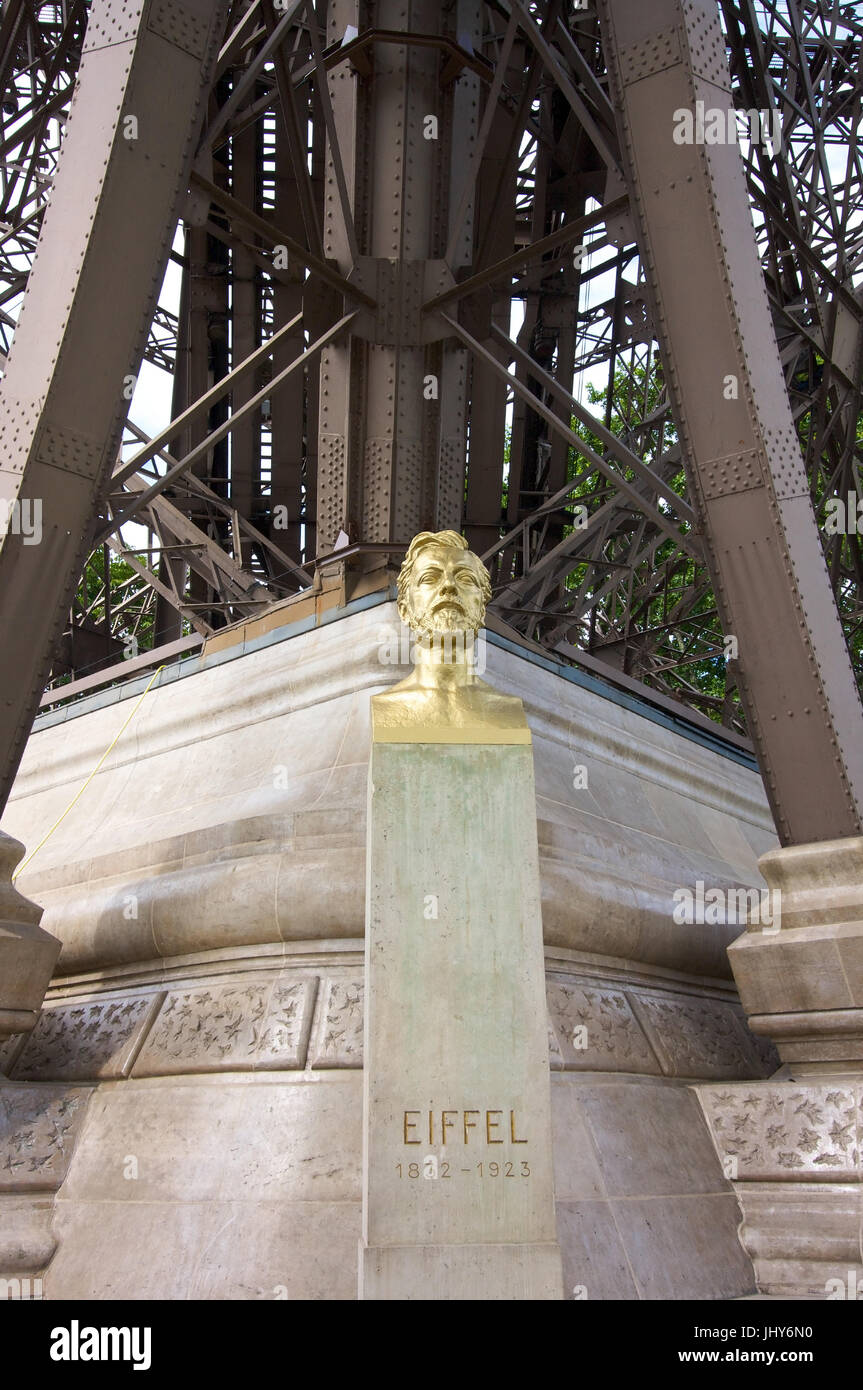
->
[74,547,157,652]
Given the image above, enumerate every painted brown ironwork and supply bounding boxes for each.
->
[0,1,861,842]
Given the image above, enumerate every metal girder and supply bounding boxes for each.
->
[99,311,356,538]
[113,308,305,489]
[189,170,374,307]
[1,1,861,781]
[442,311,703,559]
[313,0,475,557]
[501,0,621,177]
[598,0,863,844]
[422,196,628,316]
[121,419,313,592]
[0,0,230,809]
[491,322,698,528]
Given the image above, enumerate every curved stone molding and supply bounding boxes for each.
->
[547,978,773,1080]
[546,980,661,1074]
[729,835,863,1073]
[309,978,364,1069]
[5,959,775,1084]
[13,994,163,1081]
[0,831,61,1041]
[0,1194,58,1275]
[628,993,763,1079]
[2,604,776,981]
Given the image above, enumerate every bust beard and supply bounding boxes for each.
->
[402,604,485,642]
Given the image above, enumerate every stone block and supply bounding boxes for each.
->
[629,991,763,1079]
[362,740,562,1298]
[578,1080,733,1197]
[56,1075,362,1204]
[696,1081,861,1182]
[547,979,660,1073]
[46,1197,361,1301]
[13,993,163,1081]
[556,1200,639,1300]
[132,977,317,1075]
[309,977,364,1069]
[610,1193,755,1300]
[0,1083,92,1193]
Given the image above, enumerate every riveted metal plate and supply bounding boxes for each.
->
[318,432,347,549]
[701,447,764,500]
[374,261,399,345]
[0,396,44,478]
[436,437,464,531]
[147,0,211,60]
[399,263,424,347]
[620,282,653,345]
[82,0,145,54]
[619,30,682,86]
[363,437,393,541]
[764,422,809,500]
[351,259,433,346]
[394,439,424,538]
[681,0,732,91]
[36,421,106,482]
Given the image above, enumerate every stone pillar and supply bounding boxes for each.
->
[360,735,563,1300]
[0,831,60,1057]
[697,836,863,1297]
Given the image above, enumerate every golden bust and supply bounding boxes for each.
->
[371,530,530,743]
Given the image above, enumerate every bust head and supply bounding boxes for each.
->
[397,531,492,638]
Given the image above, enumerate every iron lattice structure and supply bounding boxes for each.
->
[0,0,861,739]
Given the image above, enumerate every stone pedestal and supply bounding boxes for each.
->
[698,836,863,1297]
[360,740,563,1300]
[0,831,61,1053]
[0,599,782,1299]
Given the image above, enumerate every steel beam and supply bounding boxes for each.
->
[99,311,356,538]
[598,0,863,843]
[442,312,703,560]
[0,0,231,811]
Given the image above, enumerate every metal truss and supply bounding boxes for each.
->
[0,2,861,806]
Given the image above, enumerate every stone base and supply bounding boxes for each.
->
[0,1081,92,1286]
[0,832,61,1046]
[734,1183,863,1298]
[0,601,781,1300]
[696,1079,863,1299]
[0,1195,58,1276]
[362,741,561,1297]
[728,836,863,1076]
[359,1241,563,1301]
[747,1008,863,1077]
[0,1062,759,1300]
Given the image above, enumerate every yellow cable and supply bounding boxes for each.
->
[11,664,165,882]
